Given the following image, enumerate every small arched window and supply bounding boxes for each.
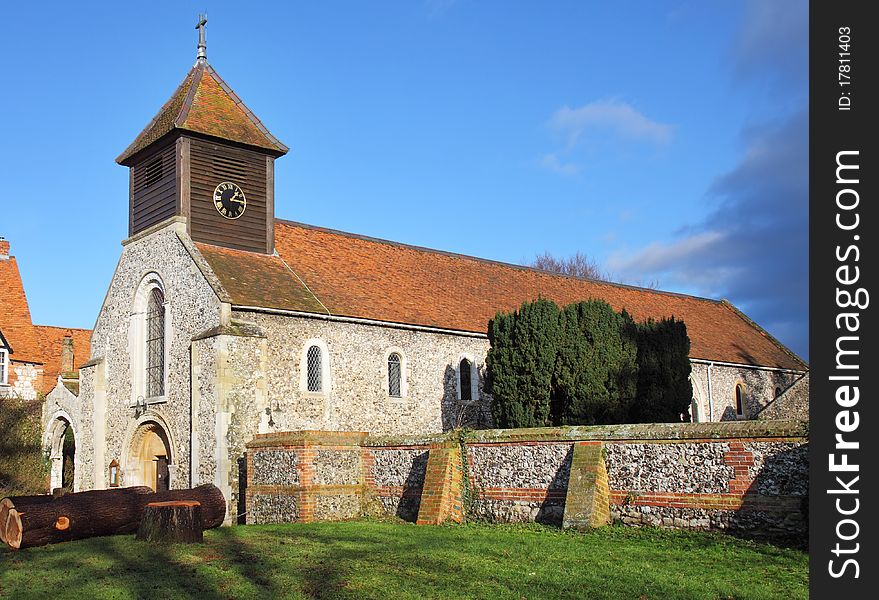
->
[774,386,782,398]
[459,358,472,402]
[388,353,402,398]
[735,384,745,418]
[306,345,323,392]
[145,287,165,398]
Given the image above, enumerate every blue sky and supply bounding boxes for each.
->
[1,1,808,359]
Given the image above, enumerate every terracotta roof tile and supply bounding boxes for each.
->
[197,220,806,371]
[194,243,326,314]
[33,326,92,394]
[117,62,287,164]
[0,254,43,364]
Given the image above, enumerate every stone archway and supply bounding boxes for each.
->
[45,416,76,492]
[126,421,172,491]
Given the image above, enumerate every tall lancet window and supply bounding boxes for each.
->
[388,353,402,398]
[145,288,166,398]
[307,345,323,392]
[459,359,472,402]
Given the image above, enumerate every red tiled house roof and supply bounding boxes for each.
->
[33,326,92,394]
[116,61,287,165]
[195,220,806,371]
[0,253,43,365]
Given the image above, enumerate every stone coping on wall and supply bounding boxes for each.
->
[462,420,807,444]
[250,420,807,451]
[364,432,453,447]
[246,430,369,448]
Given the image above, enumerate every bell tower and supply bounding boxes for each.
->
[116,15,288,254]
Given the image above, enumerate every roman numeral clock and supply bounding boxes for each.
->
[116,16,288,254]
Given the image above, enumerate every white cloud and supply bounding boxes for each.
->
[537,152,582,176]
[608,231,729,282]
[550,99,674,146]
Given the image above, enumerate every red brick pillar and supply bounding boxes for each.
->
[562,441,610,530]
[416,441,464,525]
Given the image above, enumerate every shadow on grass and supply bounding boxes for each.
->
[1,521,807,600]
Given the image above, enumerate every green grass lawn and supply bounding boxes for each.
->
[0,520,806,600]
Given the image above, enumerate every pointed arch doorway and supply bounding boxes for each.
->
[45,416,76,492]
[126,421,172,491]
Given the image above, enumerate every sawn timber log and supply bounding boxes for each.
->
[1,484,227,550]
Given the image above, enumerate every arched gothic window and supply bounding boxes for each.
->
[306,345,323,392]
[145,288,165,398]
[735,384,745,418]
[388,353,402,398]
[459,358,472,402]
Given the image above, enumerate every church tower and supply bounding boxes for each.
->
[116,16,287,254]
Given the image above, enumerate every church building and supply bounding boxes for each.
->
[47,24,806,521]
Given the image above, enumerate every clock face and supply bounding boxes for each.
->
[213,182,246,219]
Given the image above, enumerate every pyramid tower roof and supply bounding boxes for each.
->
[116,61,287,165]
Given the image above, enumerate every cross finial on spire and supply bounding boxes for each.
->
[195,13,208,63]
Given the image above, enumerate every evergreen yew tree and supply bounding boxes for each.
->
[552,301,638,425]
[628,317,693,423]
[486,298,560,428]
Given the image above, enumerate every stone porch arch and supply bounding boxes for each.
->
[122,413,176,491]
[43,410,78,492]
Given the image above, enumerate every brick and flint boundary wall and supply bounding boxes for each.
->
[244,420,807,544]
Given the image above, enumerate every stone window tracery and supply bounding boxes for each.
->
[131,273,168,404]
[145,288,166,398]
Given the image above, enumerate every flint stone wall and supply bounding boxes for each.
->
[606,442,734,494]
[245,421,807,543]
[251,449,299,486]
[232,310,492,436]
[466,443,571,525]
[371,448,429,487]
[249,493,299,525]
[744,441,808,496]
[690,363,803,422]
[314,449,361,485]
[367,446,430,520]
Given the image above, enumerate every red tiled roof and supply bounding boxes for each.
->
[33,326,92,394]
[116,62,287,164]
[0,255,43,364]
[196,220,806,371]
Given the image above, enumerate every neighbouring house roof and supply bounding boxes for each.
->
[116,61,288,165]
[33,326,92,394]
[194,220,807,371]
[0,254,43,365]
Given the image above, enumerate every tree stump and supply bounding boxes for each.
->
[136,501,204,543]
[1,483,226,550]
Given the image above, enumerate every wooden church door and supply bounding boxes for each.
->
[155,456,170,492]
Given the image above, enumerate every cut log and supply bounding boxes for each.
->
[136,501,203,543]
[0,495,53,544]
[2,484,226,551]
[2,486,153,550]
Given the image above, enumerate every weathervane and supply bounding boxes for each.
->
[196,13,208,63]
